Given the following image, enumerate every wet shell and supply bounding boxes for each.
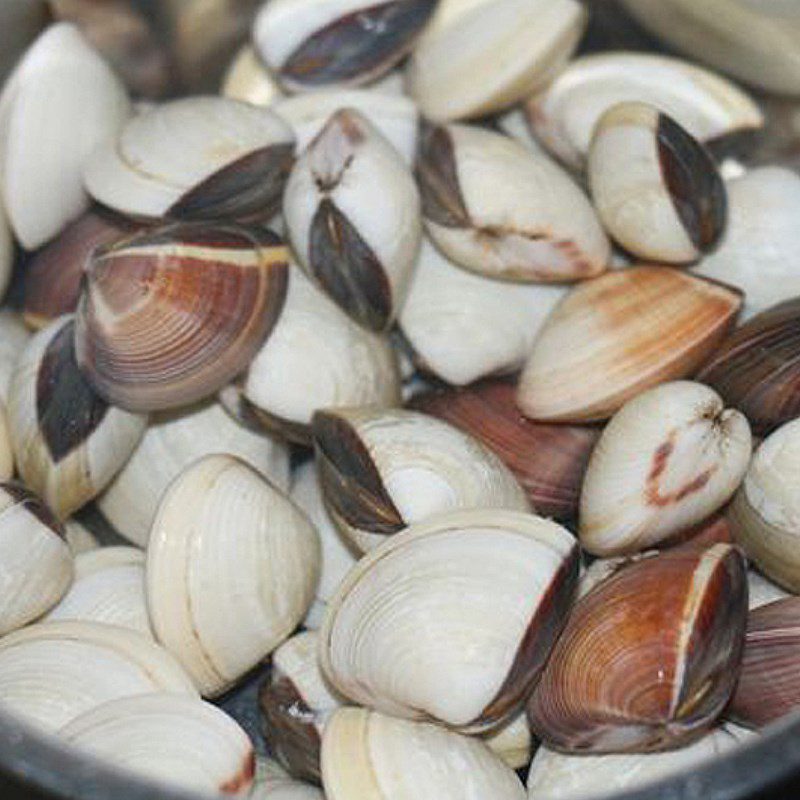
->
[222,45,285,107]
[7,316,147,519]
[322,707,527,800]
[98,400,290,547]
[528,543,748,753]
[284,108,421,331]
[74,222,289,412]
[244,266,400,446]
[254,0,437,91]
[579,382,751,557]
[83,96,294,222]
[410,380,600,521]
[0,620,198,731]
[417,122,609,282]
[525,52,763,172]
[406,0,586,122]
[60,694,255,796]
[312,407,530,553]
[0,22,131,249]
[0,311,30,403]
[516,267,742,422]
[146,454,321,697]
[320,509,578,731]
[252,758,324,800]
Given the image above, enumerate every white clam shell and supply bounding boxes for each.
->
[59,694,254,796]
[63,518,100,556]
[252,757,325,800]
[146,454,321,697]
[0,22,130,249]
[98,400,290,548]
[0,620,198,732]
[222,45,285,107]
[0,311,30,404]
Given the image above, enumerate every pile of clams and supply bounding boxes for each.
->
[1,1,800,799]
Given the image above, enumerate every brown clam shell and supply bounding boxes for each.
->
[528,543,747,753]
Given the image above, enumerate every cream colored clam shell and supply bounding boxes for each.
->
[0,311,29,403]
[252,757,325,800]
[222,45,284,107]
[146,454,321,697]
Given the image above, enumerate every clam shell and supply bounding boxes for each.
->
[579,382,751,557]
[74,222,289,412]
[83,96,294,222]
[528,543,748,752]
[525,52,763,172]
[146,454,321,697]
[7,316,147,519]
[516,267,742,422]
[406,0,586,122]
[322,707,527,800]
[222,44,285,107]
[320,509,578,731]
[60,694,255,796]
[417,122,610,282]
[0,22,131,249]
[312,407,530,553]
[284,108,421,331]
[0,620,198,732]
[0,311,30,403]
[252,758,324,800]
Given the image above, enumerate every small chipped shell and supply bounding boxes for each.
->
[516,267,742,423]
[7,316,147,520]
[406,0,586,122]
[0,22,131,249]
[579,382,751,557]
[0,311,30,403]
[222,45,285,107]
[284,108,421,331]
[0,620,198,732]
[146,454,321,697]
[251,758,324,800]
[59,694,255,796]
[312,407,530,553]
[254,0,437,91]
[588,102,726,264]
[416,122,610,283]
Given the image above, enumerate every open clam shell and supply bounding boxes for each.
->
[74,222,289,412]
[525,52,763,173]
[7,316,147,520]
[83,96,294,222]
[312,407,529,552]
[60,694,255,796]
[146,454,321,697]
[528,543,748,753]
[579,382,751,557]
[417,122,609,282]
[222,44,285,107]
[320,509,578,732]
[516,267,742,422]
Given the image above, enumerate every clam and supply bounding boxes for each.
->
[0,620,198,732]
[60,694,255,796]
[692,168,800,320]
[45,546,151,637]
[259,630,342,783]
[410,380,600,520]
[579,382,751,557]
[63,518,100,556]
[0,483,73,636]
[7,316,147,519]
[244,266,400,446]
[74,222,289,412]
[322,707,527,800]
[146,454,320,697]
[0,311,30,403]
[416,122,610,282]
[254,0,437,91]
[83,96,294,222]
[320,509,578,731]
[748,570,790,610]
[528,543,748,752]
[698,298,800,436]
[98,399,290,548]
[0,22,130,249]
[524,52,763,172]
[588,102,726,264]
[484,711,534,771]
[222,44,285,106]
[399,238,567,386]
[283,108,421,331]
[312,407,529,553]
[516,267,742,422]
[728,418,800,593]
[252,758,324,800]
[406,0,586,122]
